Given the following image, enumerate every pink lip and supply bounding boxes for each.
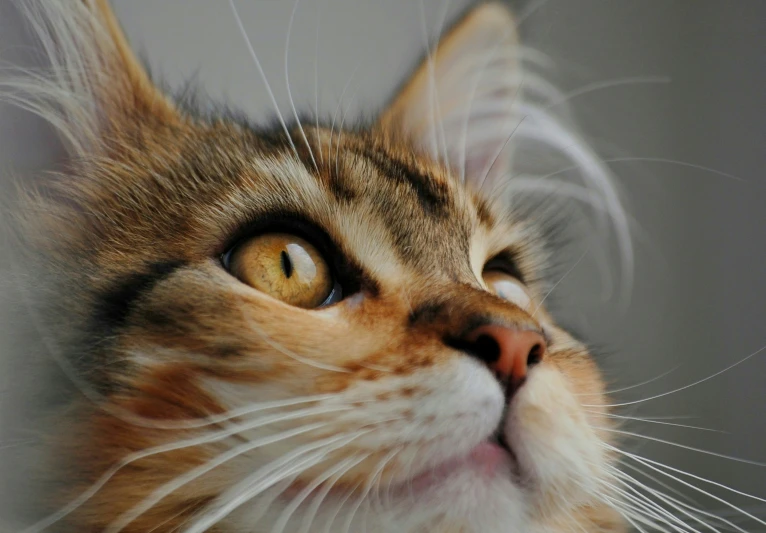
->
[468,441,514,475]
[406,440,515,494]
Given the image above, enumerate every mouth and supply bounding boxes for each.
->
[404,415,519,495]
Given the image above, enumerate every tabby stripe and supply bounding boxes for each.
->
[94,260,186,330]
[358,146,450,216]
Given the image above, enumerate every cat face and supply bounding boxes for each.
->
[15,2,624,532]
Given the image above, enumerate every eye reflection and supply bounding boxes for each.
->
[227,233,334,308]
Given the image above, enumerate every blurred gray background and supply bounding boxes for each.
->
[1,0,764,526]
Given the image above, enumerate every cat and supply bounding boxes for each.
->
[2,0,645,532]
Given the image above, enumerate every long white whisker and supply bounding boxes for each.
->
[231,475,298,530]
[106,422,332,533]
[183,430,371,533]
[270,454,367,533]
[243,305,350,373]
[585,343,766,408]
[313,0,323,165]
[369,446,404,516]
[605,443,766,528]
[609,465,749,533]
[600,477,692,533]
[477,114,527,193]
[517,156,746,188]
[417,0,449,171]
[21,404,352,533]
[297,453,370,533]
[530,246,589,317]
[602,494,675,533]
[577,366,679,397]
[285,0,318,170]
[228,0,300,160]
[591,411,726,433]
[334,89,358,181]
[617,457,703,506]
[608,443,766,505]
[321,479,363,533]
[605,467,714,533]
[340,448,399,533]
[548,76,670,108]
[598,426,766,469]
[327,66,359,171]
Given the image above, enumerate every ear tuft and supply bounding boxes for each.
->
[4,0,178,157]
[378,2,522,190]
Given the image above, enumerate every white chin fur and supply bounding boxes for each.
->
[226,362,606,533]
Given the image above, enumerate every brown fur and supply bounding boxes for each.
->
[8,1,626,532]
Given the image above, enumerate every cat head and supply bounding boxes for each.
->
[11,1,625,532]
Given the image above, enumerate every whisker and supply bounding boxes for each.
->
[321,479,363,533]
[605,467,715,533]
[515,156,746,188]
[106,422,332,533]
[417,0,449,172]
[605,443,766,528]
[476,114,527,193]
[227,0,300,161]
[616,459,703,508]
[585,343,766,408]
[577,366,679,397]
[270,454,367,533]
[21,404,352,533]
[340,448,399,533]
[601,478,692,533]
[313,0,323,165]
[369,446,404,515]
[234,475,298,530]
[598,426,766,469]
[243,306,351,373]
[327,66,359,172]
[183,430,372,533]
[591,411,726,433]
[297,454,370,533]
[530,246,589,317]
[548,76,670,109]
[599,493,675,533]
[285,0,318,170]
[458,0,547,185]
[609,465,749,533]
[333,89,358,182]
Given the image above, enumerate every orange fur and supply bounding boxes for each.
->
[7,1,626,532]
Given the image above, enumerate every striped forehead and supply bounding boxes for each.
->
[246,136,481,285]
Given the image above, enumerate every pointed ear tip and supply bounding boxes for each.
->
[467,2,517,27]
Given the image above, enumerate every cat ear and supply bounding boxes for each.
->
[12,0,179,155]
[378,3,521,191]
[87,0,177,122]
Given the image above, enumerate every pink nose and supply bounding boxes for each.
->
[464,324,546,383]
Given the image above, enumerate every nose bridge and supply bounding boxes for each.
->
[408,282,540,336]
[406,283,547,392]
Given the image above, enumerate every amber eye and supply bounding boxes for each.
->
[483,269,532,311]
[226,233,336,308]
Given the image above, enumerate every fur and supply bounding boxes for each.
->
[3,1,632,532]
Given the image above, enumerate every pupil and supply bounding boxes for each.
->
[280,250,293,278]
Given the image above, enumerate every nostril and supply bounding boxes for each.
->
[452,324,546,383]
[446,334,501,365]
[473,334,501,364]
[527,343,543,367]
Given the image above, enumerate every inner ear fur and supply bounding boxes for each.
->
[377,2,521,189]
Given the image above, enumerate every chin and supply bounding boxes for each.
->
[229,364,619,533]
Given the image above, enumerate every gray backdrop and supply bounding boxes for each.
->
[1,0,764,524]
